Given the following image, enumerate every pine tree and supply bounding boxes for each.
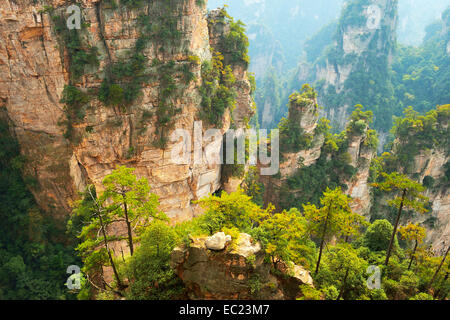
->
[303,187,363,275]
[372,172,429,266]
[101,166,163,256]
[399,223,426,270]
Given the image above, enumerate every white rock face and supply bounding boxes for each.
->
[232,233,262,258]
[291,265,314,286]
[205,232,232,251]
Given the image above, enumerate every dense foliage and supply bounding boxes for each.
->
[386,105,449,174]
[2,0,448,302]
[199,50,237,126]
[0,120,79,300]
[392,8,450,115]
[63,161,448,301]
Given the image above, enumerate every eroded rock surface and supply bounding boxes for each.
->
[171,233,313,300]
[0,0,253,221]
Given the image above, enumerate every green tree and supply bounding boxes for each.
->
[398,223,426,270]
[254,208,309,268]
[346,104,374,135]
[196,190,270,235]
[316,244,368,300]
[241,166,265,206]
[72,185,125,294]
[409,292,434,300]
[126,221,183,300]
[303,187,361,275]
[372,172,429,266]
[101,166,162,256]
[338,206,369,243]
[428,246,449,296]
[362,219,398,252]
[71,166,163,296]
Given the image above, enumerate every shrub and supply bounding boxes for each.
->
[363,220,399,252]
[51,14,98,82]
[126,221,184,300]
[199,51,237,126]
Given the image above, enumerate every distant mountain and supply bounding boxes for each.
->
[397,0,449,45]
[208,0,343,72]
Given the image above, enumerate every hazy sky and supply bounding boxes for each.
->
[208,0,449,45]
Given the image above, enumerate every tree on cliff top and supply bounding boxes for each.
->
[196,190,271,235]
[279,84,318,153]
[253,208,315,269]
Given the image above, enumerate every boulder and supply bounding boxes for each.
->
[231,233,261,257]
[205,232,232,251]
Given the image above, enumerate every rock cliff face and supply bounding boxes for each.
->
[413,149,449,253]
[345,130,376,215]
[277,95,323,179]
[246,24,284,83]
[294,0,398,133]
[388,145,449,253]
[170,232,314,300]
[0,0,253,221]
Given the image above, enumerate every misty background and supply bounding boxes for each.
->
[208,0,449,78]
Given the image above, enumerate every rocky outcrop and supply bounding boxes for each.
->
[278,135,324,178]
[170,232,314,300]
[207,8,254,129]
[261,87,376,215]
[0,0,253,221]
[278,91,323,178]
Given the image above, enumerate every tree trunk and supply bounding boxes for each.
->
[99,212,124,291]
[337,268,349,300]
[429,246,449,293]
[315,206,331,275]
[408,240,418,270]
[122,193,134,256]
[385,189,406,266]
[88,187,124,292]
